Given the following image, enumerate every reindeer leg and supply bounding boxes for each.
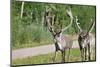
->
[61,50,64,63]
[88,43,91,61]
[67,48,70,62]
[85,47,87,61]
[90,44,93,60]
[52,51,57,63]
[82,49,84,61]
[64,49,66,62]
[52,43,58,63]
[61,50,65,63]
[83,48,86,61]
[80,48,84,61]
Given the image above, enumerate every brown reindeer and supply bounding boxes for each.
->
[75,16,95,61]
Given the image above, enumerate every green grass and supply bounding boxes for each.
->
[12,39,53,50]
[12,48,96,66]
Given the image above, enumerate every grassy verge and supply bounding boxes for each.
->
[12,39,53,50]
[12,48,96,66]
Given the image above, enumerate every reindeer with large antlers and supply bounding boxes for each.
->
[44,7,74,63]
[75,16,95,61]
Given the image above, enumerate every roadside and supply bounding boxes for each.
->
[12,34,95,60]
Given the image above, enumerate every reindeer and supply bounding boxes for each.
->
[44,7,74,63]
[75,16,95,61]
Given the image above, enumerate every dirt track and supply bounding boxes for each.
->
[12,41,80,60]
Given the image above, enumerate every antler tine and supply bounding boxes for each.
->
[67,7,73,19]
[50,4,57,11]
[75,16,82,32]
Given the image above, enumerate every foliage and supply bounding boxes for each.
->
[12,1,96,49]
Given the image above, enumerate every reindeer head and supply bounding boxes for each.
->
[75,16,95,47]
[44,7,73,43]
[78,31,89,47]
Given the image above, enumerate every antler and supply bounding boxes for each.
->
[75,16,82,32]
[62,7,73,32]
[45,7,56,35]
[87,19,95,33]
